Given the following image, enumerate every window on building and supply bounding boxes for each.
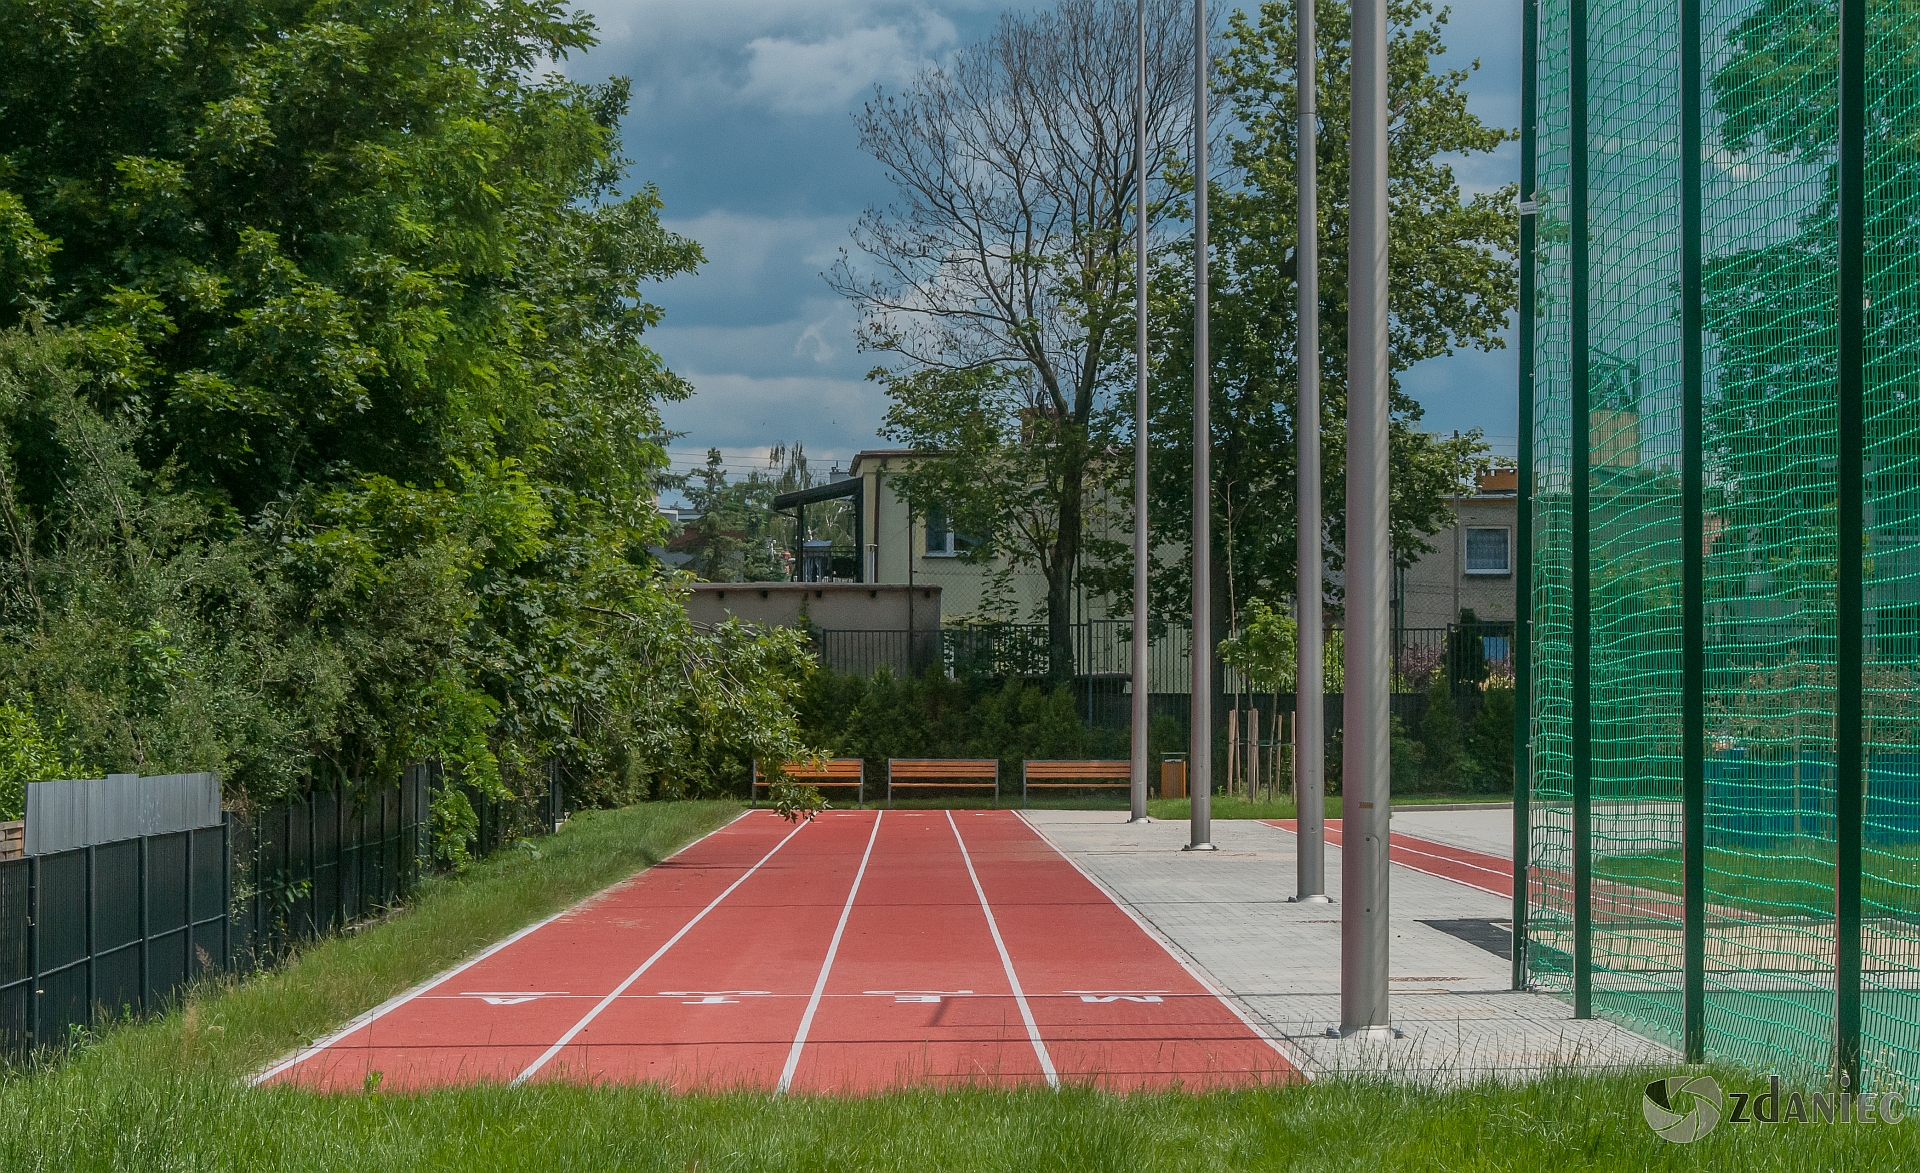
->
[1464,526,1511,575]
[924,508,980,557]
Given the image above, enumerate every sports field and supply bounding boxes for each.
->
[255,810,1294,1093]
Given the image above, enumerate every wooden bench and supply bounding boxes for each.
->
[887,759,999,807]
[753,758,865,807]
[1022,760,1132,807]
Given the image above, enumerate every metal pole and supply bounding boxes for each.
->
[1291,0,1329,904]
[1835,0,1865,1094]
[1679,0,1706,1062]
[1186,0,1216,852]
[1131,0,1153,825]
[1339,0,1391,1034]
[1570,0,1593,1022]
[1513,0,1538,990]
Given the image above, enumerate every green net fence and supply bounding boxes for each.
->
[1525,0,1920,1089]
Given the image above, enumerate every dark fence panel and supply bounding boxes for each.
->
[2,759,559,1057]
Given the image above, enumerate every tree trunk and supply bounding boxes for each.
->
[1047,456,1086,685]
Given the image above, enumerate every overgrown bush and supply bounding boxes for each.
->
[0,696,76,819]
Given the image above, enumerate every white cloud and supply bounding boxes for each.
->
[659,372,889,453]
[739,22,949,115]
[660,211,848,306]
[567,1,973,117]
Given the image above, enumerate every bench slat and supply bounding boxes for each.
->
[1023,760,1129,780]
[889,759,998,778]
[772,759,863,779]
[754,778,864,790]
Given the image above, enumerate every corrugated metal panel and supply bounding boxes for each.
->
[23,773,220,855]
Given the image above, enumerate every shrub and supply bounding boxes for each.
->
[1468,679,1517,790]
[0,697,76,819]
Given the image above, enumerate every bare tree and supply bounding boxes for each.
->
[832,0,1204,681]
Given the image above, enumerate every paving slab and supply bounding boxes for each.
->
[1019,811,1676,1082]
[1391,806,1513,858]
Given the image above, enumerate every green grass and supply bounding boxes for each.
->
[1600,841,1920,919]
[3,795,1890,1171]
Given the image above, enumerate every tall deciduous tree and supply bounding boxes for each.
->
[833,0,1198,681]
[1111,0,1514,642]
[0,0,818,819]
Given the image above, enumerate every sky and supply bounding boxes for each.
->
[560,0,1524,493]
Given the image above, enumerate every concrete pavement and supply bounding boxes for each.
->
[1019,809,1674,1082]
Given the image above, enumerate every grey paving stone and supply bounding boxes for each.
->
[1020,811,1675,1083]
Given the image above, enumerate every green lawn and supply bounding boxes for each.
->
[0,796,1889,1171]
[1600,840,1920,919]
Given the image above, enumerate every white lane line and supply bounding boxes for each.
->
[947,811,1059,1089]
[775,810,884,1093]
[248,807,761,1087]
[511,816,813,1085]
[1019,812,1316,1078]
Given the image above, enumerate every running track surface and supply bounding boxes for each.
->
[1267,819,1512,896]
[258,810,1296,1094]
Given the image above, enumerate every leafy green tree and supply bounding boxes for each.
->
[0,0,817,833]
[1115,0,1512,642]
[833,0,1198,681]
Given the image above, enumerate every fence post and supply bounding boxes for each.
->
[138,834,149,1011]
[1514,0,1536,977]
[221,813,232,972]
[85,844,95,1022]
[1568,0,1593,1022]
[27,855,37,1050]
[1834,0,1866,1093]
[1679,0,1706,1064]
[336,782,346,931]
[183,826,194,978]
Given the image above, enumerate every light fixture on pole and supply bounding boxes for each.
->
[1291,0,1330,905]
[1340,0,1393,1034]
[1186,0,1215,852]
[1130,0,1152,825]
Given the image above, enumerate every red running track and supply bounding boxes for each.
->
[1267,819,1512,896]
[258,810,1296,1094]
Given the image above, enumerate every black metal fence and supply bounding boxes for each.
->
[813,619,1514,694]
[0,761,553,1056]
[230,766,434,967]
[0,820,229,1054]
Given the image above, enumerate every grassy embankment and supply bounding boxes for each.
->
[2,796,1895,1172]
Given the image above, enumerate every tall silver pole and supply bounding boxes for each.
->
[1130,0,1151,825]
[1341,0,1392,1033]
[1292,0,1330,904]
[1186,0,1215,852]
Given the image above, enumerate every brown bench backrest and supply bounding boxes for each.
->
[889,759,997,779]
[771,758,863,780]
[1023,760,1129,781]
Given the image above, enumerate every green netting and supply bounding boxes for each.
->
[1861,0,1920,1084]
[1526,0,1920,1089]
[1585,0,1686,1050]
[1527,0,1576,993]
[1697,0,1839,1080]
